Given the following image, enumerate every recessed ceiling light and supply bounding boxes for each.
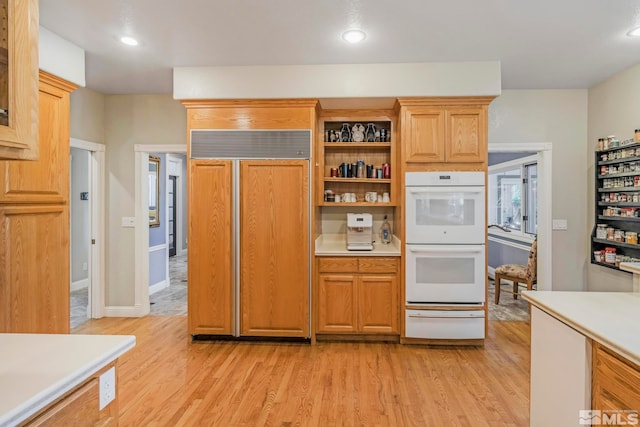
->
[120,36,139,46]
[342,29,366,44]
[627,27,640,37]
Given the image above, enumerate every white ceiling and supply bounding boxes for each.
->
[39,0,640,95]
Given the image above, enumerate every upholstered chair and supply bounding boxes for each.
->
[494,237,537,304]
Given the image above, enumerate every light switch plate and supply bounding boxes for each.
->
[121,217,135,227]
[99,367,116,410]
[552,219,568,230]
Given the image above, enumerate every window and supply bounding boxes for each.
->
[488,155,537,236]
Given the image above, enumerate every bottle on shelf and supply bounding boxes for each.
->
[380,215,391,244]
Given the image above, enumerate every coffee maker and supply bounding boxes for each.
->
[346,213,373,250]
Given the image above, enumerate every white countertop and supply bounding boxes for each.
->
[620,261,640,275]
[315,234,401,256]
[0,333,136,426]
[522,291,640,366]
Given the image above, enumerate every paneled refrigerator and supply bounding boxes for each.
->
[188,130,311,338]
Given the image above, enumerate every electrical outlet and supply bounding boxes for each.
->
[82,262,88,271]
[99,367,116,410]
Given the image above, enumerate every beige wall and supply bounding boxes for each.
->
[70,87,105,143]
[489,90,589,291]
[104,94,187,306]
[587,64,640,291]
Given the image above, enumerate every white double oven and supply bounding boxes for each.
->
[405,172,486,340]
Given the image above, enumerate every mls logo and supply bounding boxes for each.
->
[580,409,640,425]
[580,410,601,425]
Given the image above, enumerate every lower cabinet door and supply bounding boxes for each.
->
[358,275,398,334]
[0,205,69,333]
[318,274,357,333]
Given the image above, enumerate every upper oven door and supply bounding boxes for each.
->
[406,244,485,304]
[405,185,485,244]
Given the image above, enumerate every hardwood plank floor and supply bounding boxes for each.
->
[74,317,530,426]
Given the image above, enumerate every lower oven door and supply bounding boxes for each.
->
[406,244,485,303]
[405,309,485,339]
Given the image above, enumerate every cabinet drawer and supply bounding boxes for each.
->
[318,257,358,273]
[593,343,640,411]
[358,258,398,273]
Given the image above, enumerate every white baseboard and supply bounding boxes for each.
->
[149,279,168,295]
[104,305,145,317]
[71,278,89,292]
[488,267,495,279]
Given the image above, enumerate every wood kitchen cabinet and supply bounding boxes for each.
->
[0,71,76,333]
[0,0,39,160]
[592,341,640,419]
[25,363,119,426]
[398,98,492,166]
[316,257,398,336]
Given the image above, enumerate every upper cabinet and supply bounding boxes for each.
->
[0,0,39,160]
[397,98,493,166]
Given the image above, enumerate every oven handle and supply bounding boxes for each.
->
[406,187,484,194]
[407,314,484,319]
[407,246,483,253]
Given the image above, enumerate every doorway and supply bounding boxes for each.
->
[487,143,552,321]
[133,145,187,317]
[69,138,106,330]
[168,175,177,257]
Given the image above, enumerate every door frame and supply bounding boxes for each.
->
[488,142,552,291]
[166,154,185,256]
[133,144,186,316]
[70,138,106,319]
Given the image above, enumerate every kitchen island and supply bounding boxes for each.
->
[522,291,640,427]
[0,333,135,426]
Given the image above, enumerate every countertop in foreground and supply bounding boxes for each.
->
[522,291,640,366]
[0,333,136,426]
[315,234,401,256]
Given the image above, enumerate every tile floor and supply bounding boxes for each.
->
[150,253,187,316]
[70,253,188,330]
[487,278,530,321]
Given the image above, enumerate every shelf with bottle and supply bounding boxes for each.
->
[598,155,640,166]
[598,202,640,207]
[593,134,640,272]
[598,215,640,222]
[591,226,640,272]
[596,138,640,154]
[320,116,395,207]
[592,238,639,250]
[323,121,391,143]
[598,186,640,192]
[597,170,640,179]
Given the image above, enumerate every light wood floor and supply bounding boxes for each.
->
[74,317,530,426]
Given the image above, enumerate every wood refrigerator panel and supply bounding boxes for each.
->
[240,160,309,337]
[188,160,233,335]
